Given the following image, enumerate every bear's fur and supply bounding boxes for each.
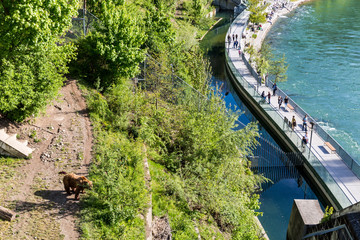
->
[60,172,92,200]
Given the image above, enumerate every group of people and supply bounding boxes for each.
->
[260,82,289,111]
[291,114,310,149]
[260,82,310,149]
[227,34,240,49]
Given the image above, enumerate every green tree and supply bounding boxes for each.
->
[143,1,175,53]
[73,1,146,90]
[248,0,267,25]
[256,43,273,79]
[270,54,288,83]
[0,0,77,121]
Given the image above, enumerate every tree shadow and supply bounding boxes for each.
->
[0,115,22,130]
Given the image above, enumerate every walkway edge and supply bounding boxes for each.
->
[224,10,356,210]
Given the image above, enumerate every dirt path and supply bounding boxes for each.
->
[0,80,92,240]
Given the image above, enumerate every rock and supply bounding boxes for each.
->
[152,215,172,240]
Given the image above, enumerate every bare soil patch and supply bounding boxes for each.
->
[0,79,93,240]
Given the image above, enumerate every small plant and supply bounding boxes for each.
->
[16,134,20,139]
[29,129,37,138]
[77,151,84,161]
[321,206,334,223]
[252,33,257,39]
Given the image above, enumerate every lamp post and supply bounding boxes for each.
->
[309,121,315,150]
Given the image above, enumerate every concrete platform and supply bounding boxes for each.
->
[0,128,34,158]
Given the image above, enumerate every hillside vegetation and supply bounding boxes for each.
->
[0,0,266,239]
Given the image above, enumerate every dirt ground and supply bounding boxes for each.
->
[0,80,93,240]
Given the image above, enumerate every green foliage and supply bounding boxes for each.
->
[81,86,147,239]
[143,1,175,53]
[77,1,265,238]
[138,84,265,238]
[72,1,146,90]
[270,54,288,83]
[81,72,265,238]
[183,0,212,25]
[0,1,77,121]
[248,0,267,25]
[321,206,334,223]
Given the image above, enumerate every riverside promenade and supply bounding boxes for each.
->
[225,10,360,209]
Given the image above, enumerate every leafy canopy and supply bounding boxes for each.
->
[72,1,146,90]
[0,0,77,121]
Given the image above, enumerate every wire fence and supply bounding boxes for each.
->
[66,9,98,41]
[137,53,307,192]
[66,6,308,191]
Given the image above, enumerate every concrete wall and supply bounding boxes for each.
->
[213,0,238,10]
[286,200,323,240]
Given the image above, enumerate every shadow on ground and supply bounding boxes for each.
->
[7,190,81,219]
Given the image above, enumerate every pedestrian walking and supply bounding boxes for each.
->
[238,49,242,56]
[301,133,308,149]
[267,91,271,104]
[272,82,277,96]
[261,91,266,103]
[227,35,231,47]
[302,114,308,131]
[235,34,238,40]
[232,34,235,41]
[284,96,289,111]
[291,115,296,130]
[278,96,283,109]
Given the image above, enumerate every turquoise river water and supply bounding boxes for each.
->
[265,0,360,161]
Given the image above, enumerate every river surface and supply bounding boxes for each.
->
[265,0,360,161]
[201,11,320,240]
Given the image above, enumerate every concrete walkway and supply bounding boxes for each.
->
[227,10,360,207]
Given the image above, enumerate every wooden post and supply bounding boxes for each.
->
[0,206,16,221]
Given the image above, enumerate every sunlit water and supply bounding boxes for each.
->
[265,0,360,161]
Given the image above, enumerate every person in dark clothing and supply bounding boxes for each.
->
[267,91,271,104]
[302,132,309,149]
[227,35,231,47]
[284,96,289,111]
[278,96,283,109]
[260,91,266,103]
[272,83,277,96]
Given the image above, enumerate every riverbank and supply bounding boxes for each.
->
[244,0,311,51]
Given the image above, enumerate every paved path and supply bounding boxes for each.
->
[227,10,360,207]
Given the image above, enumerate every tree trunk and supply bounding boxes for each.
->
[0,206,16,221]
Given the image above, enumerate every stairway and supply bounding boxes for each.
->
[0,129,34,158]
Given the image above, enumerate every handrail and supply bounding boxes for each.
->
[233,10,360,178]
[225,10,353,208]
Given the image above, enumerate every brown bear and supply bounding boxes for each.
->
[59,172,93,200]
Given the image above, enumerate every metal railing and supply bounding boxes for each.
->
[225,10,354,208]
[238,12,360,178]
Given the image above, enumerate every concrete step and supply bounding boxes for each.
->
[0,129,34,158]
